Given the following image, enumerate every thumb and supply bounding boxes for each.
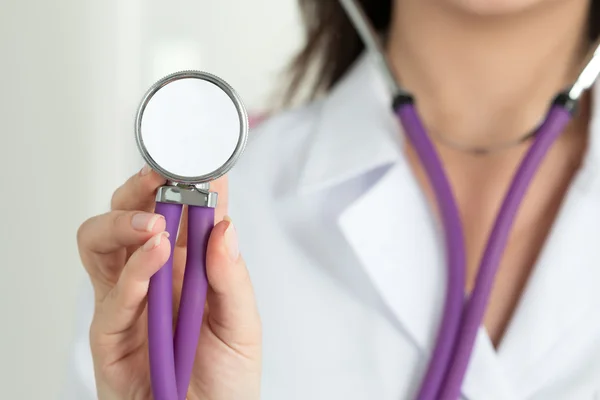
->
[205,216,261,349]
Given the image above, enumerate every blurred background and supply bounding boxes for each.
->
[0,1,304,398]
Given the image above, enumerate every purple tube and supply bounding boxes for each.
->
[438,105,572,399]
[395,103,466,400]
[174,206,214,400]
[149,202,183,400]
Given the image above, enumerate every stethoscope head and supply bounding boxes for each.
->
[135,71,249,187]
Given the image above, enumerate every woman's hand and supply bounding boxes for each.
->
[76,165,261,400]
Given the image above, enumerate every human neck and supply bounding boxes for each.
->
[386,0,590,147]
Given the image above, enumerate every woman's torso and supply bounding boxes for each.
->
[228,54,600,399]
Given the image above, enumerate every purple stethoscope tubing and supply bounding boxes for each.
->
[394,99,466,400]
[396,94,575,400]
[148,202,214,400]
[437,105,572,398]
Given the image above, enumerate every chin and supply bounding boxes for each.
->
[441,0,553,16]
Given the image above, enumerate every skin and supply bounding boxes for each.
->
[76,168,261,400]
[388,0,591,345]
[77,0,594,397]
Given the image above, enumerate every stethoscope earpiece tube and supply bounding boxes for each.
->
[394,93,576,400]
[437,103,573,399]
[393,97,467,400]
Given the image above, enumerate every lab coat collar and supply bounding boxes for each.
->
[297,53,600,195]
[297,54,403,194]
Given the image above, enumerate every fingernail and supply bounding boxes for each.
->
[223,216,239,261]
[143,232,170,251]
[140,164,152,176]
[131,213,162,232]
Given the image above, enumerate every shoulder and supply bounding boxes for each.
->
[246,101,323,166]
[227,101,324,270]
[229,100,323,195]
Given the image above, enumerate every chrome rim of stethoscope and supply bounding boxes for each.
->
[134,70,249,185]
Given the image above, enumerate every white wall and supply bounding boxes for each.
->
[0,1,303,398]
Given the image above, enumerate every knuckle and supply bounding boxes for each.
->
[76,222,86,246]
[88,315,111,355]
[76,217,95,248]
[110,175,138,210]
[89,317,102,344]
[76,218,99,273]
[110,184,125,210]
[111,210,129,232]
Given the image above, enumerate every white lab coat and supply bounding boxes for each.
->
[65,54,600,399]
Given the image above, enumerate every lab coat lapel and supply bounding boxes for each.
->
[498,86,600,398]
[337,160,445,351]
[497,182,600,398]
[336,147,517,400]
[297,54,515,399]
[298,55,447,352]
[460,329,517,400]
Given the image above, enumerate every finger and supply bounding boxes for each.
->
[211,175,229,223]
[77,210,166,256]
[96,231,172,335]
[111,165,166,212]
[205,216,261,347]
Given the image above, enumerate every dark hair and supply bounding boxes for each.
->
[285,0,600,104]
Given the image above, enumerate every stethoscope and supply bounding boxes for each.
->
[134,71,248,400]
[133,2,600,399]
